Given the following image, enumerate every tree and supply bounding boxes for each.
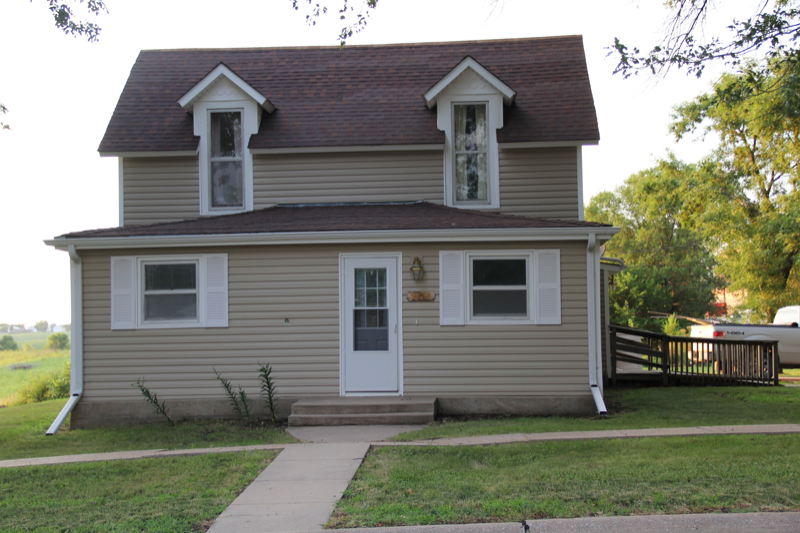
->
[33,320,49,333]
[0,324,8,334]
[2,1,108,130]
[586,157,722,331]
[670,60,800,321]
[0,335,19,351]
[612,0,800,80]
[46,332,70,350]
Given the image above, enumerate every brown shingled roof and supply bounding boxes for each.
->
[99,36,599,153]
[60,202,610,239]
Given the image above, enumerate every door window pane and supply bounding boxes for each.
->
[354,268,388,351]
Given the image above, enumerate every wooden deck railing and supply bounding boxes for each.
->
[610,324,780,386]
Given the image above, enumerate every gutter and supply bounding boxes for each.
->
[45,226,619,251]
[47,245,83,435]
[586,234,608,416]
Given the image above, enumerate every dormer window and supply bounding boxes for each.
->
[454,103,488,203]
[424,57,516,211]
[177,63,275,216]
[210,111,244,209]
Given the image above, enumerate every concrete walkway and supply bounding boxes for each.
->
[288,512,800,533]
[4,423,800,468]
[207,443,370,533]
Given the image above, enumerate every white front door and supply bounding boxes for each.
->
[341,255,401,394]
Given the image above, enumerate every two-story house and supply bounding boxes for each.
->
[46,36,617,431]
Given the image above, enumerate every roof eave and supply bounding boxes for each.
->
[46,226,619,251]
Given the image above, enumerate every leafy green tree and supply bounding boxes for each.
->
[46,333,70,350]
[33,320,49,333]
[612,0,800,80]
[0,335,19,351]
[0,324,8,334]
[671,60,800,321]
[586,157,722,331]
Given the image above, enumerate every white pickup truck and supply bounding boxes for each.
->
[690,306,800,368]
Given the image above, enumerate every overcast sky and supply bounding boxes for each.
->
[0,0,758,325]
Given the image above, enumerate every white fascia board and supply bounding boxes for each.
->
[45,226,619,251]
[499,140,599,150]
[424,57,516,109]
[178,64,275,113]
[250,144,444,155]
[100,149,199,158]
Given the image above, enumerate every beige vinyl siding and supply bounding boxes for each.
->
[253,151,444,207]
[498,147,580,219]
[80,241,589,403]
[123,157,199,226]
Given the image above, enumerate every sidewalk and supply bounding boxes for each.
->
[288,513,800,533]
[3,423,799,468]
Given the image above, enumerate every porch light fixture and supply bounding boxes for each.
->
[410,257,424,280]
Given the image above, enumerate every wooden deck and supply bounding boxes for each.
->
[610,325,780,386]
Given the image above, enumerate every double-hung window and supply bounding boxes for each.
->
[453,104,489,203]
[470,256,529,319]
[142,262,199,323]
[209,111,244,210]
[439,250,561,326]
[110,254,229,330]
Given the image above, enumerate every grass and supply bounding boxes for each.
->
[329,434,800,528]
[0,400,297,461]
[6,331,70,351]
[0,349,69,405]
[782,368,800,377]
[393,386,800,441]
[0,449,276,532]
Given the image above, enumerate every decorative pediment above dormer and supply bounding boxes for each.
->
[423,56,516,110]
[178,63,275,113]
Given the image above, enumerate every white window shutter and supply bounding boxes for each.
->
[439,251,465,326]
[111,256,136,330]
[535,250,561,325]
[204,254,229,328]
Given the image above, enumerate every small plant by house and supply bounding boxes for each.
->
[214,368,251,421]
[258,362,278,423]
[132,377,174,425]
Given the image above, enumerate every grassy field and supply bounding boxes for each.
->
[7,331,70,351]
[0,349,69,406]
[394,386,800,441]
[330,434,800,527]
[0,449,275,532]
[0,400,297,461]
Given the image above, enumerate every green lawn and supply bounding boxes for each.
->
[0,400,297,461]
[783,368,800,377]
[0,450,275,532]
[0,349,69,405]
[394,386,800,441]
[330,434,800,528]
[6,331,70,351]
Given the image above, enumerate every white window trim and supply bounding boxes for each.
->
[438,93,503,210]
[136,255,206,329]
[194,100,259,216]
[465,251,535,325]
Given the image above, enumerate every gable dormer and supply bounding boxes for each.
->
[178,64,275,215]
[424,57,516,210]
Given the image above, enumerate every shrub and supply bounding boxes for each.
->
[0,335,18,351]
[132,377,174,425]
[21,343,33,351]
[13,362,71,405]
[258,362,278,423]
[45,332,70,350]
[214,368,251,420]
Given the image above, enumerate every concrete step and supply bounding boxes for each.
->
[291,396,437,416]
[288,411,434,427]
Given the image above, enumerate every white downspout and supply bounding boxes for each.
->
[47,245,83,435]
[586,234,607,415]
